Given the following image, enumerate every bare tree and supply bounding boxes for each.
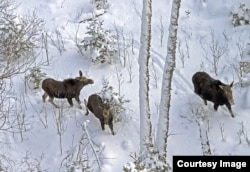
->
[53,105,68,155]
[237,122,250,146]
[0,152,46,171]
[48,28,66,55]
[178,37,190,68]
[60,121,102,171]
[200,29,228,76]
[126,55,134,83]
[178,40,185,68]
[158,16,165,47]
[150,61,159,89]
[129,32,135,55]
[0,83,32,143]
[113,24,131,67]
[231,36,246,86]
[0,0,46,145]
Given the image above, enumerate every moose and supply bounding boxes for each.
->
[85,94,115,135]
[192,71,234,117]
[42,70,94,108]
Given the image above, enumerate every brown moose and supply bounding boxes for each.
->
[85,94,115,135]
[42,70,94,108]
[192,71,234,117]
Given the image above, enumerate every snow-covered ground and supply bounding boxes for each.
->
[1,0,250,171]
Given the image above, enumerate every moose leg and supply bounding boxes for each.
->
[203,99,207,105]
[48,97,60,108]
[108,119,115,135]
[214,104,219,111]
[67,98,73,107]
[42,92,48,102]
[199,95,207,105]
[225,103,234,118]
[84,99,89,115]
[100,119,105,130]
[200,96,207,105]
[75,96,82,109]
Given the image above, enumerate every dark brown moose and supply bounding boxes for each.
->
[192,71,234,117]
[42,70,94,108]
[85,94,115,135]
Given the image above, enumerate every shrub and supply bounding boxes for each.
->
[25,67,46,90]
[93,0,109,10]
[0,0,45,79]
[230,3,250,27]
[123,144,171,172]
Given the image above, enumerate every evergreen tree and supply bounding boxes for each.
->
[81,17,116,65]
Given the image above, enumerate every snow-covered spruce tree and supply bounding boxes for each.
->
[25,67,47,90]
[156,0,181,164]
[81,17,117,65]
[99,79,129,123]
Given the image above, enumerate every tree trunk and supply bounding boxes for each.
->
[139,0,153,153]
[156,0,181,162]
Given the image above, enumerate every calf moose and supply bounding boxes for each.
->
[85,94,115,135]
[42,70,94,108]
[192,71,234,117]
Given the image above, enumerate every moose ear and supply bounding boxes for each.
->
[230,81,234,87]
[79,70,83,77]
[219,85,224,90]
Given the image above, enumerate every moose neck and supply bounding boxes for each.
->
[76,81,86,90]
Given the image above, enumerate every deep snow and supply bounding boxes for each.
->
[1,0,250,171]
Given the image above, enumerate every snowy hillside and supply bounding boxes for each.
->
[1,0,250,171]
